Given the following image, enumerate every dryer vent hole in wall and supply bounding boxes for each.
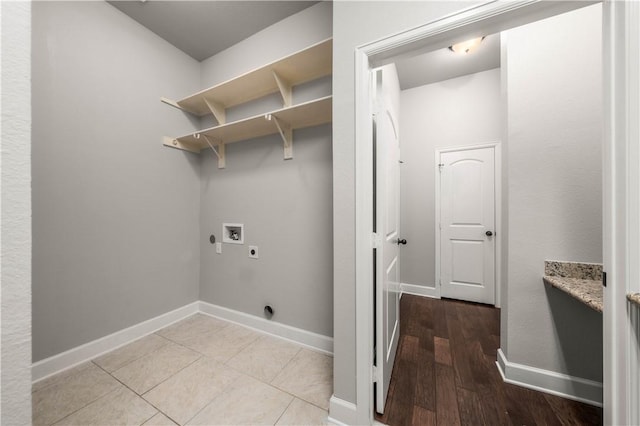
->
[264,305,274,319]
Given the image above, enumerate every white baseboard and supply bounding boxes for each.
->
[198,301,333,355]
[328,395,358,425]
[33,301,334,384]
[400,282,439,299]
[496,348,603,407]
[32,302,200,383]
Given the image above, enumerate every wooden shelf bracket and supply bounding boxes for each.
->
[203,135,226,169]
[161,97,191,114]
[203,98,226,125]
[272,71,292,108]
[266,114,293,160]
[163,136,200,153]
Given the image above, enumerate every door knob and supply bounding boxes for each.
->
[397,238,407,245]
[485,231,493,237]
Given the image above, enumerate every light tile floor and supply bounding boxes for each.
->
[33,314,333,425]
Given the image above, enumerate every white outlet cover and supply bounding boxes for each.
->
[249,245,259,259]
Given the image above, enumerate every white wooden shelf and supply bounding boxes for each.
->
[164,96,332,166]
[163,38,332,119]
[162,38,332,167]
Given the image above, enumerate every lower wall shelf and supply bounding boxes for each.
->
[164,96,332,166]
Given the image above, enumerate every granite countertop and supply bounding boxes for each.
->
[543,275,603,312]
[628,293,640,308]
[543,260,603,313]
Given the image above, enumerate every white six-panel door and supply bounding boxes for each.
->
[439,146,496,305]
[373,65,401,415]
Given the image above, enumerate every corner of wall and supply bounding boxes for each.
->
[1,2,33,424]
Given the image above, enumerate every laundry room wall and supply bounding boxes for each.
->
[31,1,202,362]
[197,2,335,339]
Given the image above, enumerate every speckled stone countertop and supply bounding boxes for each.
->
[628,293,640,308]
[543,260,603,313]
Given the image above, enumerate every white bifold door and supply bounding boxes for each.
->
[373,65,401,415]
[439,146,496,305]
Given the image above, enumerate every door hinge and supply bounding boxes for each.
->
[372,365,379,383]
[371,232,382,249]
[602,271,606,287]
[438,163,444,172]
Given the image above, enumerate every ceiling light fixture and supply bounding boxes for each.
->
[449,37,485,54]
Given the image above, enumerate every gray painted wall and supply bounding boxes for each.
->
[1,2,33,423]
[199,2,332,88]
[503,4,603,381]
[332,0,483,405]
[198,2,334,338]
[400,68,501,289]
[32,1,202,362]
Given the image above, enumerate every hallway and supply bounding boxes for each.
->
[375,295,602,425]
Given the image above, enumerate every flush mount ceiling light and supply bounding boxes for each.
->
[449,37,485,54]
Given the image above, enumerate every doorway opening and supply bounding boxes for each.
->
[357,2,607,423]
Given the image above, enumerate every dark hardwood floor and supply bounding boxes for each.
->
[375,295,602,426]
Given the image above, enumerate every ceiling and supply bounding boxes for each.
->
[108,1,499,89]
[395,33,501,90]
[107,1,319,61]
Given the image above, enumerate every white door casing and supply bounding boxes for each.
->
[438,146,496,305]
[373,65,401,415]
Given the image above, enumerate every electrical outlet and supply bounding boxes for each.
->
[249,245,259,259]
[216,242,222,254]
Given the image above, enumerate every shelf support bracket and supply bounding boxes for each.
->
[163,136,200,154]
[203,98,226,125]
[203,135,226,169]
[160,97,195,115]
[272,71,292,108]
[266,114,293,160]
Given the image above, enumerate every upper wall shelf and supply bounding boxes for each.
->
[163,38,333,119]
[162,38,332,167]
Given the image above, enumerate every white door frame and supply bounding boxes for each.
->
[353,1,638,425]
[602,1,640,424]
[434,142,502,306]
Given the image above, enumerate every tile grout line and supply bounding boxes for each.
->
[268,347,333,411]
[93,353,201,425]
[92,333,173,375]
[91,361,171,423]
[45,384,122,426]
[273,396,296,425]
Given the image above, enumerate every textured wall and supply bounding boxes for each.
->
[31,1,202,361]
[504,4,603,381]
[1,2,33,423]
[400,68,501,290]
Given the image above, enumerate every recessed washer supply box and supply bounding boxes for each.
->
[222,223,244,244]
